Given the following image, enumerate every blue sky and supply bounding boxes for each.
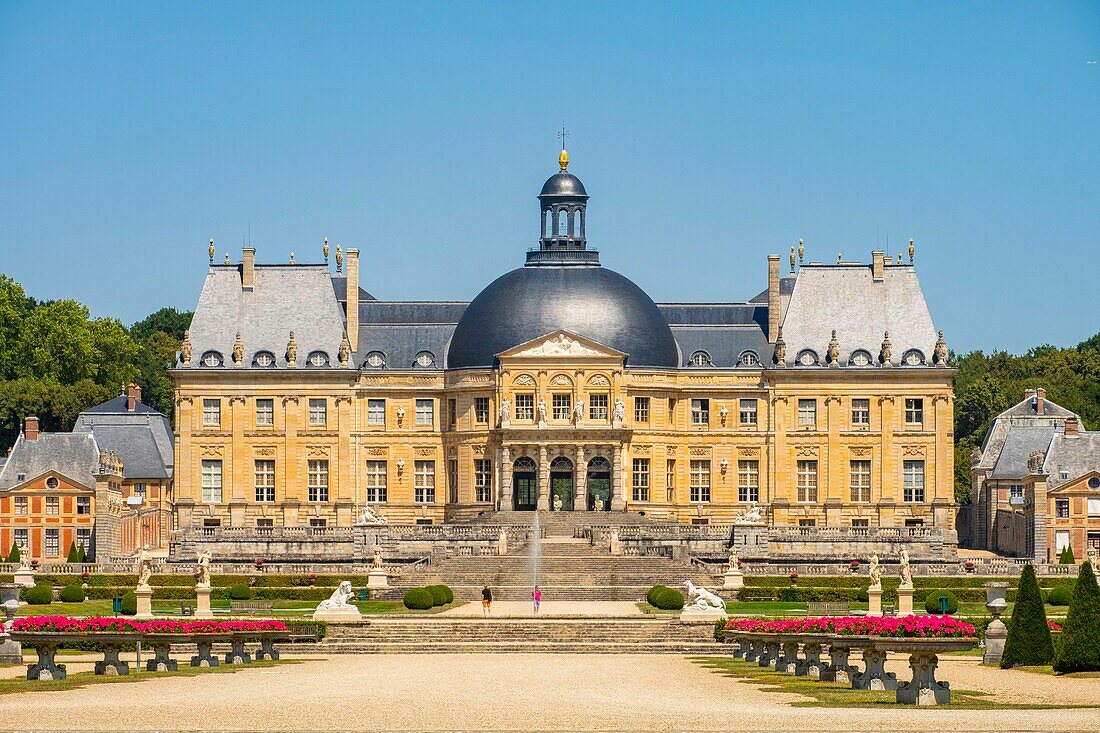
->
[1,1,1097,353]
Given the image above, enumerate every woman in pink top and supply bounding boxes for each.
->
[532,585,542,615]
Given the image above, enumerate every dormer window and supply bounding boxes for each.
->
[366,351,386,369]
[849,350,872,367]
[739,351,759,367]
[902,349,925,366]
[796,349,819,366]
[689,350,712,367]
[200,351,224,367]
[415,351,436,368]
[253,351,276,368]
[307,351,330,367]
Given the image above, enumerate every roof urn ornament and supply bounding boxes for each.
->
[827,329,840,367]
[338,333,351,368]
[934,330,948,367]
[789,245,796,272]
[208,238,215,263]
[773,326,787,367]
[289,252,295,265]
[1028,449,1045,475]
[224,253,231,265]
[286,331,298,368]
[797,238,805,264]
[179,330,192,367]
[232,331,244,367]
[908,238,915,263]
[323,237,330,263]
[335,245,343,273]
[880,331,893,367]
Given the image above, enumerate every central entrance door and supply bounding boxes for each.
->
[513,456,538,511]
[549,456,574,511]
[587,456,612,511]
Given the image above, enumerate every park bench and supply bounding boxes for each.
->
[180,603,195,616]
[882,604,897,616]
[229,600,274,615]
[806,601,850,616]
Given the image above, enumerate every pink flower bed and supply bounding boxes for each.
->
[724,615,976,638]
[12,616,289,634]
[1048,621,1062,632]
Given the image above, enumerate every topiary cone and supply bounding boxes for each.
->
[1053,561,1100,674]
[1001,563,1053,667]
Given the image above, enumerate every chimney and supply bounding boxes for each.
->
[871,250,885,282]
[24,416,39,441]
[767,255,781,343]
[127,383,142,412]
[346,248,360,351]
[1065,416,1079,437]
[1025,388,1036,400]
[1036,388,1046,415]
[242,247,256,290]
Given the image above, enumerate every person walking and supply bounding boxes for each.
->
[481,584,492,616]
[532,585,542,615]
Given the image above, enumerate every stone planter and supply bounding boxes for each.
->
[791,634,829,678]
[821,635,873,684]
[871,637,978,705]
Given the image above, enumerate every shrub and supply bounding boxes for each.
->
[23,583,53,605]
[425,585,448,607]
[228,584,252,600]
[651,587,685,610]
[1002,564,1053,668]
[6,543,20,564]
[76,546,86,563]
[403,588,434,610]
[1059,546,1076,565]
[923,590,959,615]
[120,591,138,616]
[66,541,79,563]
[646,585,669,606]
[59,583,85,603]
[1053,561,1100,674]
[1048,583,1075,606]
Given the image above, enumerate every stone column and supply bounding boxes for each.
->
[537,446,550,510]
[574,445,587,511]
[611,446,625,511]
[500,446,513,511]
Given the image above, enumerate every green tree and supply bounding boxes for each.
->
[66,541,79,563]
[1060,546,1076,565]
[1053,561,1100,674]
[130,307,192,341]
[1001,564,1053,667]
[6,543,20,564]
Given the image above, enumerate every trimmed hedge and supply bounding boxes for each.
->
[923,590,959,615]
[23,583,53,605]
[120,591,137,616]
[425,584,453,606]
[1048,583,1075,606]
[403,588,434,610]
[1001,564,1053,668]
[647,585,685,610]
[59,583,86,603]
[228,584,252,600]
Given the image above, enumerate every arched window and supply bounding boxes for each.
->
[849,349,873,367]
[902,349,926,366]
[689,350,712,367]
[514,456,537,472]
[550,456,573,471]
[739,351,759,367]
[796,349,819,366]
[307,351,330,367]
[415,351,435,368]
[573,210,581,238]
[587,456,611,472]
[544,209,552,237]
[253,351,276,368]
[365,351,386,369]
[558,207,569,235]
[200,351,224,367]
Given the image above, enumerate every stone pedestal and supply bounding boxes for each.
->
[367,568,390,590]
[850,649,897,690]
[983,619,1008,666]
[867,586,882,616]
[135,585,153,618]
[723,568,744,590]
[312,605,363,624]
[194,585,213,619]
[679,607,726,625]
[0,585,22,665]
[897,585,914,616]
[13,568,35,588]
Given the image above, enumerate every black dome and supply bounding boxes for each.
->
[539,172,588,198]
[447,266,680,369]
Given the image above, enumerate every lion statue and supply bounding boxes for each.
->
[685,580,725,610]
[316,580,355,610]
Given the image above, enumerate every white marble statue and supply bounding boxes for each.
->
[594,497,605,511]
[135,547,154,588]
[500,398,510,424]
[356,504,388,526]
[899,548,913,588]
[868,554,881,589]
[574,399,584,422]
[685,580,725,610]
[727,545,740,570]
[195,549,212,588]
[735,503,763,524]
[317,580,356,610]
[372,545,384,569]
[612,398,625,424]
[537,399,547,425]
[553,494,563,511]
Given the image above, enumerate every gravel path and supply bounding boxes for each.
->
[438,600,643,616]
[1,654,1098,731]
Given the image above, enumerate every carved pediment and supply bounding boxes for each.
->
[3,470,95,494]
[497,331,626,361]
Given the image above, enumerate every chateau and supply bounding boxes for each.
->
[170,151,957,562]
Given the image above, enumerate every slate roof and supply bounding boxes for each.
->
[0,433,99,491]
[73,401,174,481]
[778,264,938,367]
[989,427,1057,479]
[1044,432,1100,489]
[185,264,349,369]
[977,396,1079,472]
[83,395,161,415]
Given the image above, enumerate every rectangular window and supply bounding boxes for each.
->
[851,398,870,426]
[45,497,59,516]
[737,460,759,503]
[474,397,490,424]
[202,399,221,427]
[307,459,329,502]
[1009,484,1024,504]
[474,459,493,503]
[414,460,436,503]
[201,460,223,503]
[448,399,457,430]
[797,460,818,503]
[739,399,757,426]
[798,399,817,428]
[632,458,650,502]
[203,518,221,528]
[256,518,274,528]
[44,528,59,557]
[76,496,91,515]
[552,394,572,421]
[133,483,147,500]
[689,460,711,503]
[851,518,870,528]
[448,459,459,503]
[309,518,327,529]
[415,399,434,426]
[13,497,27,515]
[667,398,676,425]
[903,460,925,503]
[365,461,388,503]
[13,529,28,553]
[634,396,650,423]
[850,460,871,503]
[905,398,924,427]
[309,398,328,427]
[691,399,710,426]
[589,394,609,421]
[798,518,817,528]
[515,394,534,421]
[1055,530,1071,553]
[368,399,386,426]
[255,398,274,427]
[666,459,676,501]
[905,518,925,528]
[254,460,275,503]
[76,528,91,548]
[1088,498,1100,516]
[1055,498,1070,518]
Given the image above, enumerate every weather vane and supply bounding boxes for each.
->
[557,125,569,151]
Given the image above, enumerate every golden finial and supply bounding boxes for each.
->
[908,238,915,263]
[208,238,215,263]
[798,238,805,263]
[335,245,343,273]
[558,148,569,171]
[323,237,330,262]
[289,252,295,264]
[837,252,843,264]
[789,246,796,272]
[224,253,231,265]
